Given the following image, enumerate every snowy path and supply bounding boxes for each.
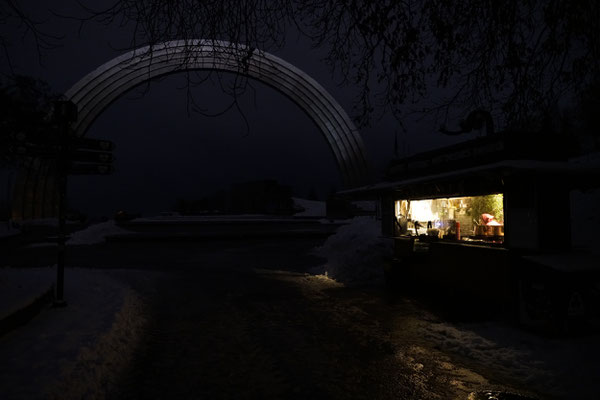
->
[109,267,490,400]
[2,222,598,399]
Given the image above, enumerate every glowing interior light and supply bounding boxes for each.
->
[409,199,439,221]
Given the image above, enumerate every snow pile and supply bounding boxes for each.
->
[293,197,326,217]
[67,220,128,245]
[311,216,392,285]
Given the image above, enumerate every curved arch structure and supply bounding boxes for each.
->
[12,40,370,220]
[67,39,369,186]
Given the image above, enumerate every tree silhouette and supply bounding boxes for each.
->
[0,75,57,166]
[27,1,600,131]
[0,1,61,72]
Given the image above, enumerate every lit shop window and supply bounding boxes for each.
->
[394,194,504,243]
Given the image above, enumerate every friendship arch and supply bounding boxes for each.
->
[12,40,370,220]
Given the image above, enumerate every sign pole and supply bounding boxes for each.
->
[55,123,67,306]
[53,101,77,307]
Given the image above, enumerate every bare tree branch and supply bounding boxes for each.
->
[50,0,600,132]
[1,0,63,72]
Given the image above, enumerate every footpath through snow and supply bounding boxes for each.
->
[2,216,600,399]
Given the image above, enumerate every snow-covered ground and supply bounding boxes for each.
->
[422,319,600,399]
[292,197,326,217]
[18,218,60,227]
[311,216,600,399]
[3,214,599,398]
[0,267,54,321]
[0,268,154,400]
[311,216,392,285]
[67,220,128,245]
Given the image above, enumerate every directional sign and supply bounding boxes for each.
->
[5,145,29,155]
[69,150,114,163]
[2,131,115,151]
[0,132,37,151]
[68,163,114,175]
[1,111,116,175]
[0,131,28,143]
[72,137,115,151]
[4,143,60,158]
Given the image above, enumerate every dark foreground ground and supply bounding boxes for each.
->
[3,237,547,399]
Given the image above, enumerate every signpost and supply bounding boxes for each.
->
[52,101,116,306]
[2,100,115,304]
[53,101,75,307]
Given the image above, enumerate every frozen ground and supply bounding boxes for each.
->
[292,197,326,217]
[67,220,128,245]
[419,317,600,399]
[2,216,599,399]
[11,220,130,247]
[311,217,600,399]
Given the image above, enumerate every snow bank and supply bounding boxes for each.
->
[311,216,392,285]
[293,197,326,217]
[67,220,128,245]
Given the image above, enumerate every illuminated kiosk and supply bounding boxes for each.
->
[11,40,369,220]
[342,132,600,329]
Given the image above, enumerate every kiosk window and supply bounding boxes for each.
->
[394,194,504,243]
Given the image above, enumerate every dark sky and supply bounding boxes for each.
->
[1,1,467,217]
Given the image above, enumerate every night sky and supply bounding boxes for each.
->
[1,1,468,217]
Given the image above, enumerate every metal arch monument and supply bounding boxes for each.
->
[12,40,370,220]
